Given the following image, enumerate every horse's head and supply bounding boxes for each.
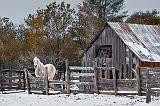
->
[33,57,40,69]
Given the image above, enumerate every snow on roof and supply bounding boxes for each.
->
[108,22,160,62]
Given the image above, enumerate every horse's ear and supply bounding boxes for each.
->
[34,57,38,60]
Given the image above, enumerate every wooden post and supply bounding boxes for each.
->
[23,71,26,90]
[9,71,12,88]
[65,59,70,94]
[0,73,3,93]
[18,72,21,89]
[134,60,141,96]
[146,68,151,103]
[93,59,99,94]
[45,68,49,95]
[129,49,133,79]
[24,68,31,94]
[123,63,127,79]
[136,68,142,96]
[112,68,117,95]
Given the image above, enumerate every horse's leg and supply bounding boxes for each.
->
[49,78,55,91]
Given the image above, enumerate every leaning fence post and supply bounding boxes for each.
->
[65,59,70,94]
[112,68,117,96]
[45,68,49,95]
[93,59,99,94]
[24,68,31,94]
[146,68,151,103]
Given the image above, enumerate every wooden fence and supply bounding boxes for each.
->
[0,69,25,93]
[1,62,160,102]
[24,61,160,98]
[139,67,160,103]
[24,60,140,95]
[24,60,96,95]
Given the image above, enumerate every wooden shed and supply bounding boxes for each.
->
[82,22,160,79]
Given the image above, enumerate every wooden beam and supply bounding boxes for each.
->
[129,49,133,79]
[112,68,117,96]
[70,73,94,77]
[94,59,99,94]
[66,59,70,94]
[24,68,31,94]
[44,68,49,95]
[146,69,151,103]
[135,60,142,96]
[69,66,94,71]
[97,67,114,70]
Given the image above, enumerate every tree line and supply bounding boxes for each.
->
[0,0,160,68]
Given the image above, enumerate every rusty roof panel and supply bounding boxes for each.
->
[108,22,160,62]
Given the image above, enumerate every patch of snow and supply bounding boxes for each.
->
[126,42,150,56]
[150,53,160,61]
[125,41,160,61]
[0,91,160,106]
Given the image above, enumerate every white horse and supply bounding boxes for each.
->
[33,57,57,80]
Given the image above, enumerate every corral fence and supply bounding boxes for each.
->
[1,60,160,103]
[0,69,26,93]
[24,60,96,95]
[24,60,141,95]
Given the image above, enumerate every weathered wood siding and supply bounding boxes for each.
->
[82,25,126,78]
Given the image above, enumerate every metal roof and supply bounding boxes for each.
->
[108,22,160,62]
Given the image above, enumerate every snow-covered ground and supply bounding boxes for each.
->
[0,91,160,106]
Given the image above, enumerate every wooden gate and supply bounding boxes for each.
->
[68,66,96,93]
[0,69,25,93]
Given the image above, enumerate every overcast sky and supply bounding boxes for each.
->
[0,0,159,24]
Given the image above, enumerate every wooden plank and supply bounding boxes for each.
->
[129,49,133,79]
[66,59,70,94]
[24,68,31,94]
[146,69,151,103]
[2,76,24,80]
[44,68,49,95]
[94,59,99,94]
[97,67,114,70]
[112,68,117,95]
[1,82,21,86]
[71,82,95,85]
[69,66,94,71]
[49,80,66,85]
[1,70,24,73]
[0,86,23,90]
[70,73,94,77]
[135,61,142,96]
